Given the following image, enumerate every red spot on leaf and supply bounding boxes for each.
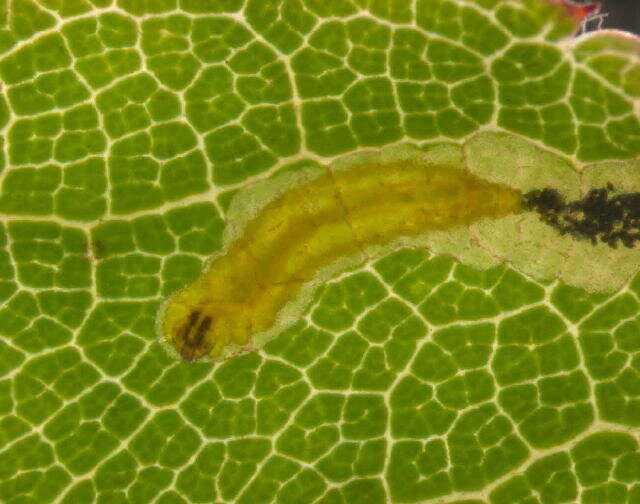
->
[545,0,602,24]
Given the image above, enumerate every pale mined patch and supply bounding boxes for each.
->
[161,131,640,360]
[464,131,582,198]
[325,132,640,293]
[462,131,640,292]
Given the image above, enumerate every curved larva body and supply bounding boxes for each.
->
[162,157,523,360]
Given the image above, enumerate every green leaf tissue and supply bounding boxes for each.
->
[0,1,639,503]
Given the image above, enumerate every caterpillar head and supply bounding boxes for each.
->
[162,285,253,361]
[163,299,215,361]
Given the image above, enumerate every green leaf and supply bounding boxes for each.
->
[1,1,640,503]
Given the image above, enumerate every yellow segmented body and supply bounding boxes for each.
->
[162,159,523,360]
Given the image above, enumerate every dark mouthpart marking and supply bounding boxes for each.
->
[181,310,200,340]
[524,185,640,249]
[186,315,212,347]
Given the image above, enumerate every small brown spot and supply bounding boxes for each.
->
[92,240,107,259]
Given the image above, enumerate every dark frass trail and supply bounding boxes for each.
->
[524,185,640,248]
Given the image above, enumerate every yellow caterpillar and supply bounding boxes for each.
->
[160,134,640,361]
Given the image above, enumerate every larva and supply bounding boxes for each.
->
[160,134,640,361]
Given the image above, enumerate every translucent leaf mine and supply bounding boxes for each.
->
[162,143,521,360]
[161,134,640,360]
